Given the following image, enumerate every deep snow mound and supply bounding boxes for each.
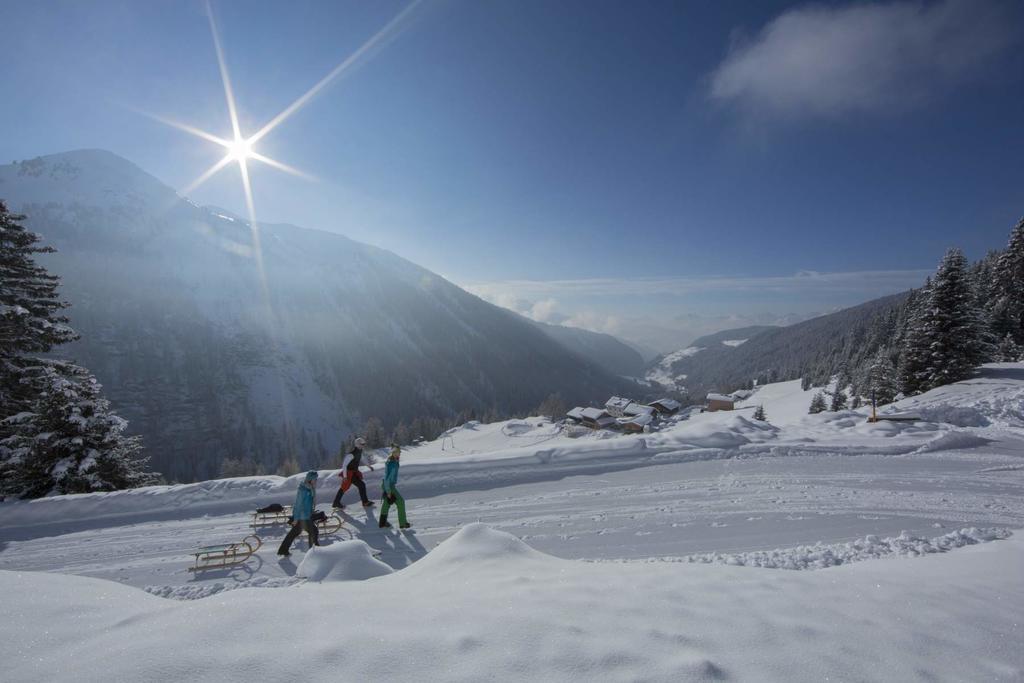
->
[297,541,394,582]
[893,363,1024,428]
[662,413,779,450]
[407,523,549,575]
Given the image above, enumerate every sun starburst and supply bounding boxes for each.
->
[143,0,423,249]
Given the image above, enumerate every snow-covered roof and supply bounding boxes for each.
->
[650,398,681,411]
[566,407,585,420]
[623,403,655,417]
[706,393,734,403]
[731,389,754,400]
[580,407,611,421]
[605,396,632,411]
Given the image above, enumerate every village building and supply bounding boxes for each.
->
[647,398,681,415]
[616,413,653,433]
[604,396,633,417]
[623,402,656,418]
[567,406,617,429]
[706,393,735,412]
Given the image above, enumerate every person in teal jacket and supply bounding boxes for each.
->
[378,444,411,529]
[278,470,321,556]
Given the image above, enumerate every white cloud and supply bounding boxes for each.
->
[463,269,927,353]
[529,298,565,324]
[709,0,1017,118]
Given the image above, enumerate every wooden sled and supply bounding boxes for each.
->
[252,505,294,529]
[189,534,262,572]
[252,505,346,537]
[315,513,345,536]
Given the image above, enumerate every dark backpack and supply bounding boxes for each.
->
[256,503,285,514]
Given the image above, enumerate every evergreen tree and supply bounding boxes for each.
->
[866,350,899,405]
[0,202,77,414]
[808,392,827,414]
[361,417,386,448]
[851,395,863,409]
[752,404,767,421]
[997,333,1023,362]
[537,393,567,422]
[0,203,155,498]
[897,281,931,395]
[219,456,263,478]
[992,218,1024,344]
[913,248,993,391]
[833,362,852,396]
[1,364,156,497]
[829,389,848,412]
[276,454,301,477]
[389,421,411,446]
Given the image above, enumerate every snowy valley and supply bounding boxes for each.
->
[4,0,1024,679]
[2,365,1023,680]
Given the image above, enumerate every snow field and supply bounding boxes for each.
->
[3,524,1023,682]
[2,364,1024,680]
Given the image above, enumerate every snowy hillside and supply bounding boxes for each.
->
[646,298,906,397]
[0,150,639,481]
[1,364,1023,679]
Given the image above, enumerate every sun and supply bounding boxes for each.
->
[142,0,423,220]
[226,136,252,162]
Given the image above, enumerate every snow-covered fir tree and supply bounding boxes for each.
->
[0,202,78,412]
[829,389,848,412]
[808,392,827,414]
[898,280,931,396]
[1,364,155,497]
[866,350,899,405]
[997,333,1023,362]
[0,202,156,498]
[898,247,997,395]
[752,405,767,421]
[913,248,993,392]
[992,217,1024,345]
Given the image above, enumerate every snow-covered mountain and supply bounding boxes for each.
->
[647,297,907,396]
[0,150,640,481]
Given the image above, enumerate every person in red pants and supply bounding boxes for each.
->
[332,437,375,509]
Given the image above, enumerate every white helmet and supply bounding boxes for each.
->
[355,437,366,448]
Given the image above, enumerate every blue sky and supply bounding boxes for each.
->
[2,0,1022,351]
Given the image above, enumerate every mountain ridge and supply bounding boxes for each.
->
[0,149,642,481]
[648,295,911,399]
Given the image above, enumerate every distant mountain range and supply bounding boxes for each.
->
[0,150,644,481]
[647,296,910,399]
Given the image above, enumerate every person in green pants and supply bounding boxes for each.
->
[378,444,411,529]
